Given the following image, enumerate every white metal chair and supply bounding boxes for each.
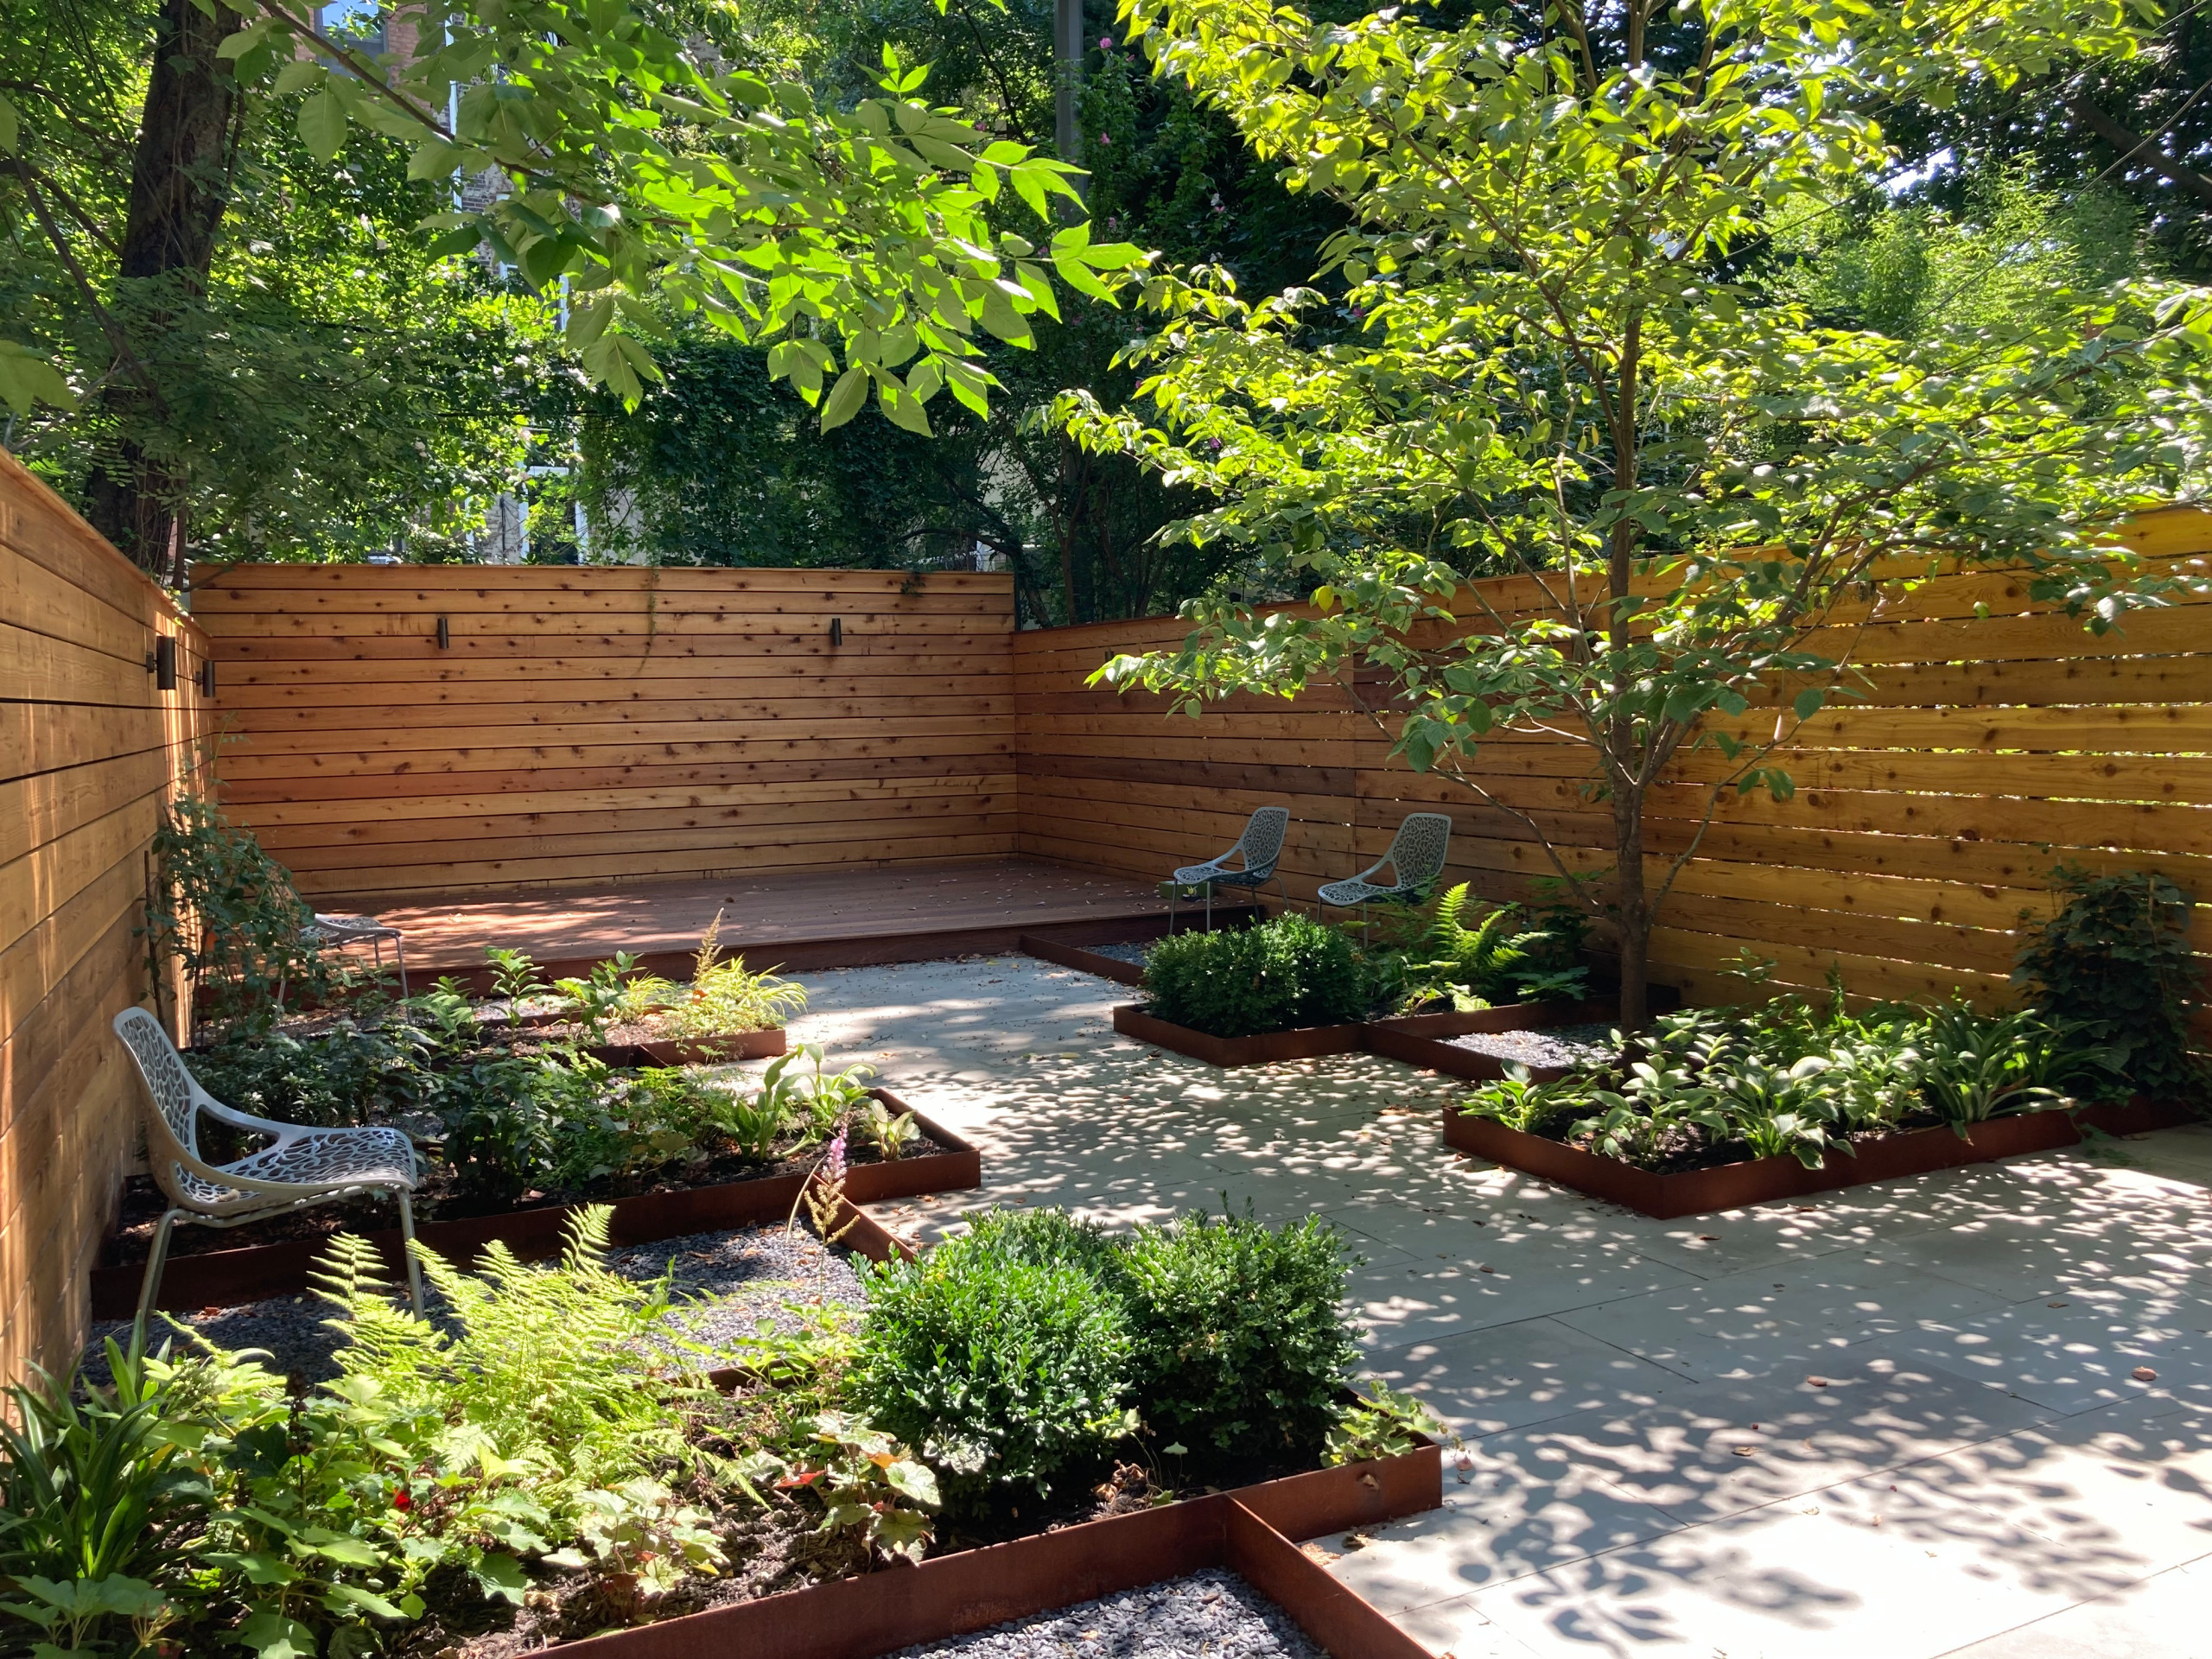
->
[111,1007,424,1343]
[307,912,409,997]
[1317,812,1453,935]
[1166,805,1292,931]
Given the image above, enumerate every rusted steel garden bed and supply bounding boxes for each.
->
[1443,1095,2200,1219]
[1362,995,1646,1081]
[555,1433,1440,1659]
[94,1090,975,1317]
[1111,1004,1369,1067]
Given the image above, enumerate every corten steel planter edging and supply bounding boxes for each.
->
[1361,989,1681,1082]
[551,1440,1442,1659]
[1111,1005,1369,1068]
[1441,1096,2202,1219]
[95,1090,976,1317]
[1020,914,1263,990]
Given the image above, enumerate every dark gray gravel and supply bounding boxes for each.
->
[1446,1020,1618,1071]
[893,1570,1322,1659]
[81,1224,866,1388]
[1079,941,1153,968]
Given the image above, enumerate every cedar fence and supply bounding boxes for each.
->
[1015,506,2212,1013]
[9,467,2212,1383]
[1,451,211,1388]
[189,563,1016,899]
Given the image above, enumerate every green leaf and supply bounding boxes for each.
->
[297,90,346,164]
[322,1583,407,1621]
[272,58,323,96]
[234,1610,318,1659]
[0,90,16,154]
[470,1553,529,1605]
[0,342,75,415]
[819,365,868,431]
[406,137,465,181]
[880,380,932,435]
[1792,687,1827,721]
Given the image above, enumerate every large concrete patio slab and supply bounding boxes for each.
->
[768,951,2212,1659]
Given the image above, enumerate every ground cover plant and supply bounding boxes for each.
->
[1459,970,2120,1173]
[12,1203,1419,1655]
[1141,912,1370,1037]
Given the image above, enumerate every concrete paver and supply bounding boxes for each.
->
[779,955,2212,1659]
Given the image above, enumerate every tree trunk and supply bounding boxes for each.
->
[82,0,243,572]
[1612,783,1650,1028]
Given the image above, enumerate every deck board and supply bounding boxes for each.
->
[326,858,1181,983]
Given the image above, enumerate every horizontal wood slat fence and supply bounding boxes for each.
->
[1014,506,2212,1014]
[2,449,210,1386]
[189,564,1019,899]
[8,500,2206,1384]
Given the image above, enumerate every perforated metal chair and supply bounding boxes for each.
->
[1166,805,1292,931]
[1317,812,1453,935]
[307,912,408,997]
[111,1006,424,1343]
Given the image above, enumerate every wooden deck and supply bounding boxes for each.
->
[337,859,1191,985]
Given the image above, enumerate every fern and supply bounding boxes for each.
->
[313,1207,702,1489]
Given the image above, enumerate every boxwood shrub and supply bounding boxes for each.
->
[1142,912,1370,1038]
[851,1211,1134,1497]
[852,1205,1360,1495]
[1115,1209,1359,1458]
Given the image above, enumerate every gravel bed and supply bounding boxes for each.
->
[80,1224,866,1389]
[1445,1020,1618,1071]
[893,1569,1321,1659]
[1080,941,1154,967]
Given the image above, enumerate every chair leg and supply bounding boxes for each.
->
[134,1210,182,1353]
[394,936,409,1000]
[1204,883,1213,933]
[396,1190,425,1317]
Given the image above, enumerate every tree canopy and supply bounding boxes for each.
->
[1061,0,2212,1020]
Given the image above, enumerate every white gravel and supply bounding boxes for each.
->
[893,1570,1322,1659]
[1444,1020,1618,1071]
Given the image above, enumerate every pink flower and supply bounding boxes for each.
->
[825,1131,849,1185]
[1099,35,1113,48]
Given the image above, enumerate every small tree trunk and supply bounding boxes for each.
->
[82,0,242,571]
[1612,783,1651,1028]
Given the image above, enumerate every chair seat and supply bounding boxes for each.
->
[1173,862,1268,887]
[1317,877,1418,907]
[311,913,400,942]
[177,1124,417,1212]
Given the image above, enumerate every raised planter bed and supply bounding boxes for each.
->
[553,1432,1440,1659]
[1023,933,1149,988]
[1363,988,1681,1081]
[1111,1004,1368,1068]
[1443,1095,2201,1218]
[94,1090,975,1317]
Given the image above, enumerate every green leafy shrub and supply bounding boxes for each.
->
[2014,865,2209,1103]
[188,1019,427,1129]
[852,1210,1134,1497]
[1459,990,2117,1170]
[1373,883,1592,1012]
[1115,1209,1358,1458]
[1142,912,1370,1037]
[145,795,339,1036]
